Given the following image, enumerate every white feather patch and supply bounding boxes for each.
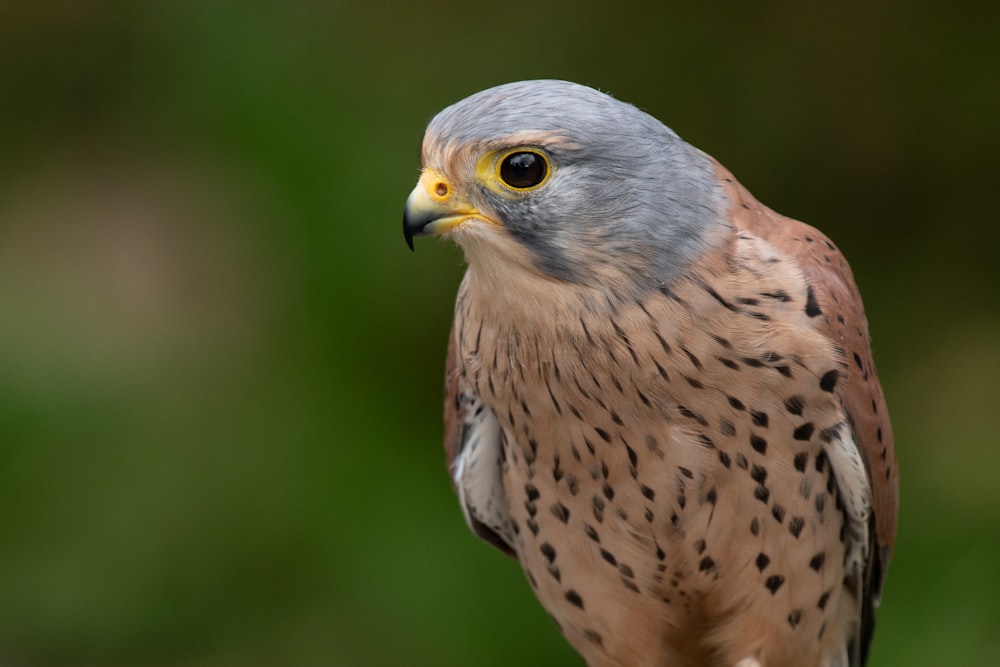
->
[452,396,513,549]
[824,426,872,577]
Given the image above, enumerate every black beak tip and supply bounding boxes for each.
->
[403,217,416,251]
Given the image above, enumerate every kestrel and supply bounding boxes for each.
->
[403,80,897,667]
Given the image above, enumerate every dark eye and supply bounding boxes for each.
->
[499,151,548,189]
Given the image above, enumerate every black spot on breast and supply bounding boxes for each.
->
[584,629,603,646]
[727,395,746,411]
[751,464,768,484]
[711,334,733,349]
[719,419,736,436]
[682,346,703,370]
[678,404,708,426]
[706,487,717,505]
[771,504,786,523]
[788,609,803,628]
[718,451,732,468]
[600,548,617,566]
[653,331,673,357]
[793,422,815,441]
[805,286,822,317]
[784,395,805,416]
[567,475,579,495]
[678,466,694,479]
[592,502,604,522]
[793,451,808,472]
[788,517,805,538]
[750,517,760,536]
[584,523,600,542]
[765,574,785,594]
[717,356,740,370]
[525,484,540,501]
[551,502,570,523]
[761,290,791,302]
[524,439,537,464]
[603,483,615,501]
[659,285,687,305]
[810,552,825,571]
[750,434,768,454]
[698,556,716,572]
[636,387,651,407]
[641,484,655,500]
[751,410,769,427]
[540,542,556,563]
[626,443,638,468]
[754,485,770,503]
[819,370,839,392]
[565,590,584,609]
[595,427,611,443]
[684,375,704,389]
[756,553,770,570]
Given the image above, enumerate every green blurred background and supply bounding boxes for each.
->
[0,2,996,665]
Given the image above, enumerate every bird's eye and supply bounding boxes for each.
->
[499,151,548,190]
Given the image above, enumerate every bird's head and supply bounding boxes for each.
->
[403,80,729,294]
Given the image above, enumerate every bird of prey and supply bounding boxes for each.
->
[403,80,897,667]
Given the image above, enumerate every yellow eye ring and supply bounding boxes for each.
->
[495,149,551,191]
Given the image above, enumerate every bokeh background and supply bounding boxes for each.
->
[0,2,997,665]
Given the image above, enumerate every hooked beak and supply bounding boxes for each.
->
[402,169,484,251]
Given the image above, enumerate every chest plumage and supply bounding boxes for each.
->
[408,80,897,667]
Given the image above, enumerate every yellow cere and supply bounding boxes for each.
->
[420,168,453,203]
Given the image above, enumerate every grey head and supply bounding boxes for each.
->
[418,80,728,290]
